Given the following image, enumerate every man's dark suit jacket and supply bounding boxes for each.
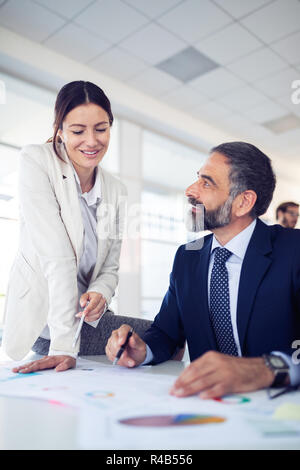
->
[143,219,300,364]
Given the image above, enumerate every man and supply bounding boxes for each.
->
[106,142,300,399]
[276,201,299,228]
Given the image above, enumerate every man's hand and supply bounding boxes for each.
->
[105,324,147,367]
[76,291,107,322]
[170,351,275,399]
[12,355,76,373]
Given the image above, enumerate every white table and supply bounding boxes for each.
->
[0,355,299,450]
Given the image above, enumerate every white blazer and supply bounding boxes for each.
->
[2,142,127,360]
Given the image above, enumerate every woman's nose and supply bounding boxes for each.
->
[85,131,99,147]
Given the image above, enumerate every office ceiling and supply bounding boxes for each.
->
[0,0,300,165]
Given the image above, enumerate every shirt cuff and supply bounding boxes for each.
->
[49,349,77,359]
[272,351,300,386]
[141,344,154,365]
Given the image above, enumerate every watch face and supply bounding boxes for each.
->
[270,356,286,369]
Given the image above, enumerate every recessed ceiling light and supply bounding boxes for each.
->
[262,113,300,134]
[156,46,219,83]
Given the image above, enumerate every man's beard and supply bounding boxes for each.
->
[185,196,233,232]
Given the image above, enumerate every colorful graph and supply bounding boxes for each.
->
[86,390,115,399]
[213,395,250,405]
[119,414,226,427]
[0,371,41,383]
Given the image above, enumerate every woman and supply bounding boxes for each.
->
[2,80,140,372]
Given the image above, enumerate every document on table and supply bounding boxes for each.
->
[0,358,174,409]
[1,358,300,450]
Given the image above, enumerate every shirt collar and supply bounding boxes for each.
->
[211,219,257,261]
[71,164,102,207]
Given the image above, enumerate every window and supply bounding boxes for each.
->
[141,131,206,319]
[0,144,20,329]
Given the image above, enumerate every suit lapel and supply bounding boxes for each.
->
[237,219,272,353]
[194,237,218,351]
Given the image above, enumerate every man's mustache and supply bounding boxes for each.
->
[188,197,203,207]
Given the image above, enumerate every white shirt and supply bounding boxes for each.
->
[40,166,101,354]
[208,219,257,356]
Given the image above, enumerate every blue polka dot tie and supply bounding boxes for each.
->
[209,247,238,356]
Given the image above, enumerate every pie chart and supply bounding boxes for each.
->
[119,414,226,427]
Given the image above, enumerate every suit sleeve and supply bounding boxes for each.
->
[142,246,186,364]
[19,147,79,355]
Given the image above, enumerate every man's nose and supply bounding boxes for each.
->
[185,181,198,198]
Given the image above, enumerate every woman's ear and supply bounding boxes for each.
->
[57,128,63,142]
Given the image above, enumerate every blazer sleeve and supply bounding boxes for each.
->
[19,146,79,355]
[88,180,127,305]
[142,245,186,364]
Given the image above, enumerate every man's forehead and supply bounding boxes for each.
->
[198,152,230,180]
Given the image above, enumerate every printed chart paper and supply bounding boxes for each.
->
[1,357,300,449]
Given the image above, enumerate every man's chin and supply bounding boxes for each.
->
[185,209,204,232]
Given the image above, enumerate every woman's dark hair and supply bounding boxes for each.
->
[210,141,276,218]
[47,81,114,160]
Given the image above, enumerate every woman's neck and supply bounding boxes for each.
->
[73,163,96,193]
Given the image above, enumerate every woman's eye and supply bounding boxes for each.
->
[72,131,83,135]
[96,129,106,133]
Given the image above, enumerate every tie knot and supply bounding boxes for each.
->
[213,247,232,264]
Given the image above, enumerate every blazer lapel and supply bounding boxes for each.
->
[194,237,218,351]
[57,144,84,263]
[237,219,273,354]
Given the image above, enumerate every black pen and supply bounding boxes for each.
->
[113,327,134,365]
[268,385,299,400]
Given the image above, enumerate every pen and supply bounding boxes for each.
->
[268,385,299,400]
[113,327,134,365]
[72,310,86,349]
[72,300,108,348]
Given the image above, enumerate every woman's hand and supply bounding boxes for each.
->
[12,355,76,373]
[76,291,107,322]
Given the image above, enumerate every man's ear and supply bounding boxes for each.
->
[234,190,257,217]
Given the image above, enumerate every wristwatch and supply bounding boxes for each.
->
[262,354,290,387]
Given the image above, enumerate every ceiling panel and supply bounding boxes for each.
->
[195,23,262,65]
[74,0,149,43]
[34,0,94,19]
[120,23,186,65]
[271,31,300,65]
[193,100,233,119]
[0,0,65,42]
[240,98,288,123]
[122,0,183,19]
[189,68,245,98]
[213,0,274,19]
[158,0,232,43]
[128,67,181,97]
[89,46,147,81]
[241,0,300,43]
[219,85,267,111]
[254,67,299,98]
[227,47,287,81]
[44,23,111,63]
[161,85,209,111]
[277,93,300,116]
